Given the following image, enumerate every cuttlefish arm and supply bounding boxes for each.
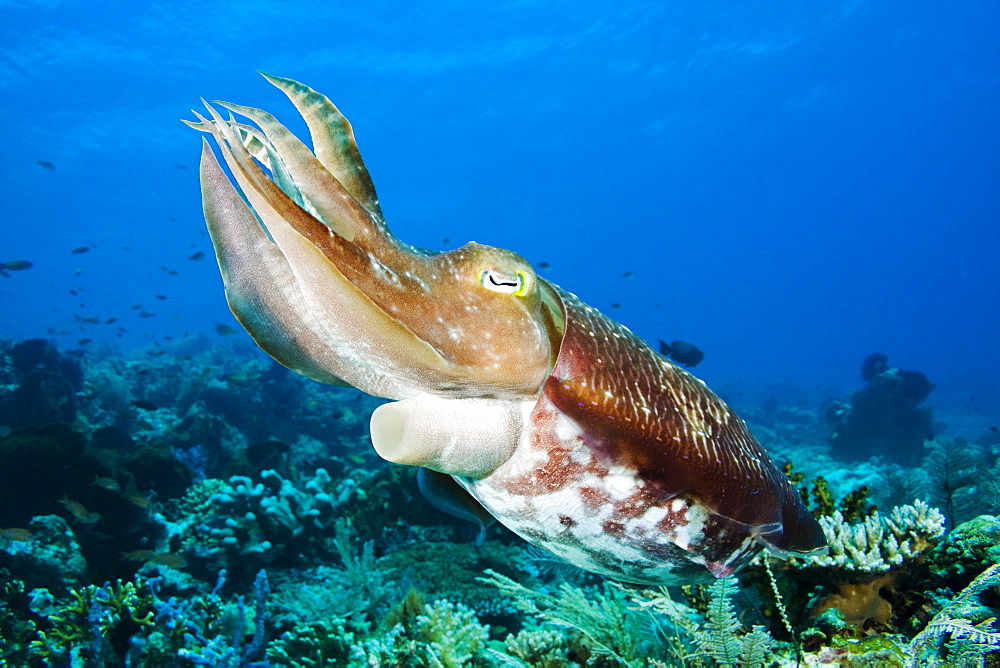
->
[187,74,825,583]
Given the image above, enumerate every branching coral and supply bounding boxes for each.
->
[167,468,370,575]
[27,579,154,664]
[807,500,945,572]
[793,501,946,632]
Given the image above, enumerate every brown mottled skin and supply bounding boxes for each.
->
[544,288,824,556]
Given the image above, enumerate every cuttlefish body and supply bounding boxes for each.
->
[187,75,826,584]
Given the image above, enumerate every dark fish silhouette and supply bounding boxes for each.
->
[659,340,704,367]
[37,160,55,171]
[71,246,90,254]
[1,260,33,271]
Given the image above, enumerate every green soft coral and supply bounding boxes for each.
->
[27,580,153,662]
[415,600,489,667]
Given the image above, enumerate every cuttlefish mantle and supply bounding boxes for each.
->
[187,74,826,584]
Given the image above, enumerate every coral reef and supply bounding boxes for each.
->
[824,353,934,465]
[0,336,997,665]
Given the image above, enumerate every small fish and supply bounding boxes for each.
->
[122,549,187,568]
[174,164,187,169]
[37,160,56,171]
[91,476,121,491]
[225,372,261,387]
[58,496,101,524]
[122,480,153,508]
[150,553,188,568]
[537,261,551,269]
[104,317,117,324]
[125,494,152,509]
[69,289,79,296]
[77,338,92,346]
[130,400,158,411]
[0,527,34,542]
[188,251,206,261]
[215,324,236,336]
[79,317,100,325]
[622,271,634,279]
[71,246,90,254]
[610,303,621,309]
[658,340,704,368]
[138,311,156,318]
[1,260,33,271]
[155,295,168,300]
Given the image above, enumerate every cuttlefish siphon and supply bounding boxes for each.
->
[186,74,826,584]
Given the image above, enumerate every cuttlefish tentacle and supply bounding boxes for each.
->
[198,137,350,387]
[260,72,381,217]
[188,74,826,584]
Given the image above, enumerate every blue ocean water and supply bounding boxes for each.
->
[1,2,997,414]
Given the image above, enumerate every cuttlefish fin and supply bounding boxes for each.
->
[259,72,381,218]
[197,138,350,387]
[417,468,495,545]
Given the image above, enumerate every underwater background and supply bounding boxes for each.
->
[1,1,998,666]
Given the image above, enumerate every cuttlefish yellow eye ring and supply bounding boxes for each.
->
[480,268,530,296]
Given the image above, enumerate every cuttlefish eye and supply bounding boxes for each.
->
[480,268,530,296]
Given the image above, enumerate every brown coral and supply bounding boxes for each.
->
[810,571,900,629]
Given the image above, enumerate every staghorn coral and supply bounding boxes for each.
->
[807,500,945,572]
[795,501,946,632]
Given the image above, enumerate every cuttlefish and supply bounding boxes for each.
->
[186,75,826,584]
